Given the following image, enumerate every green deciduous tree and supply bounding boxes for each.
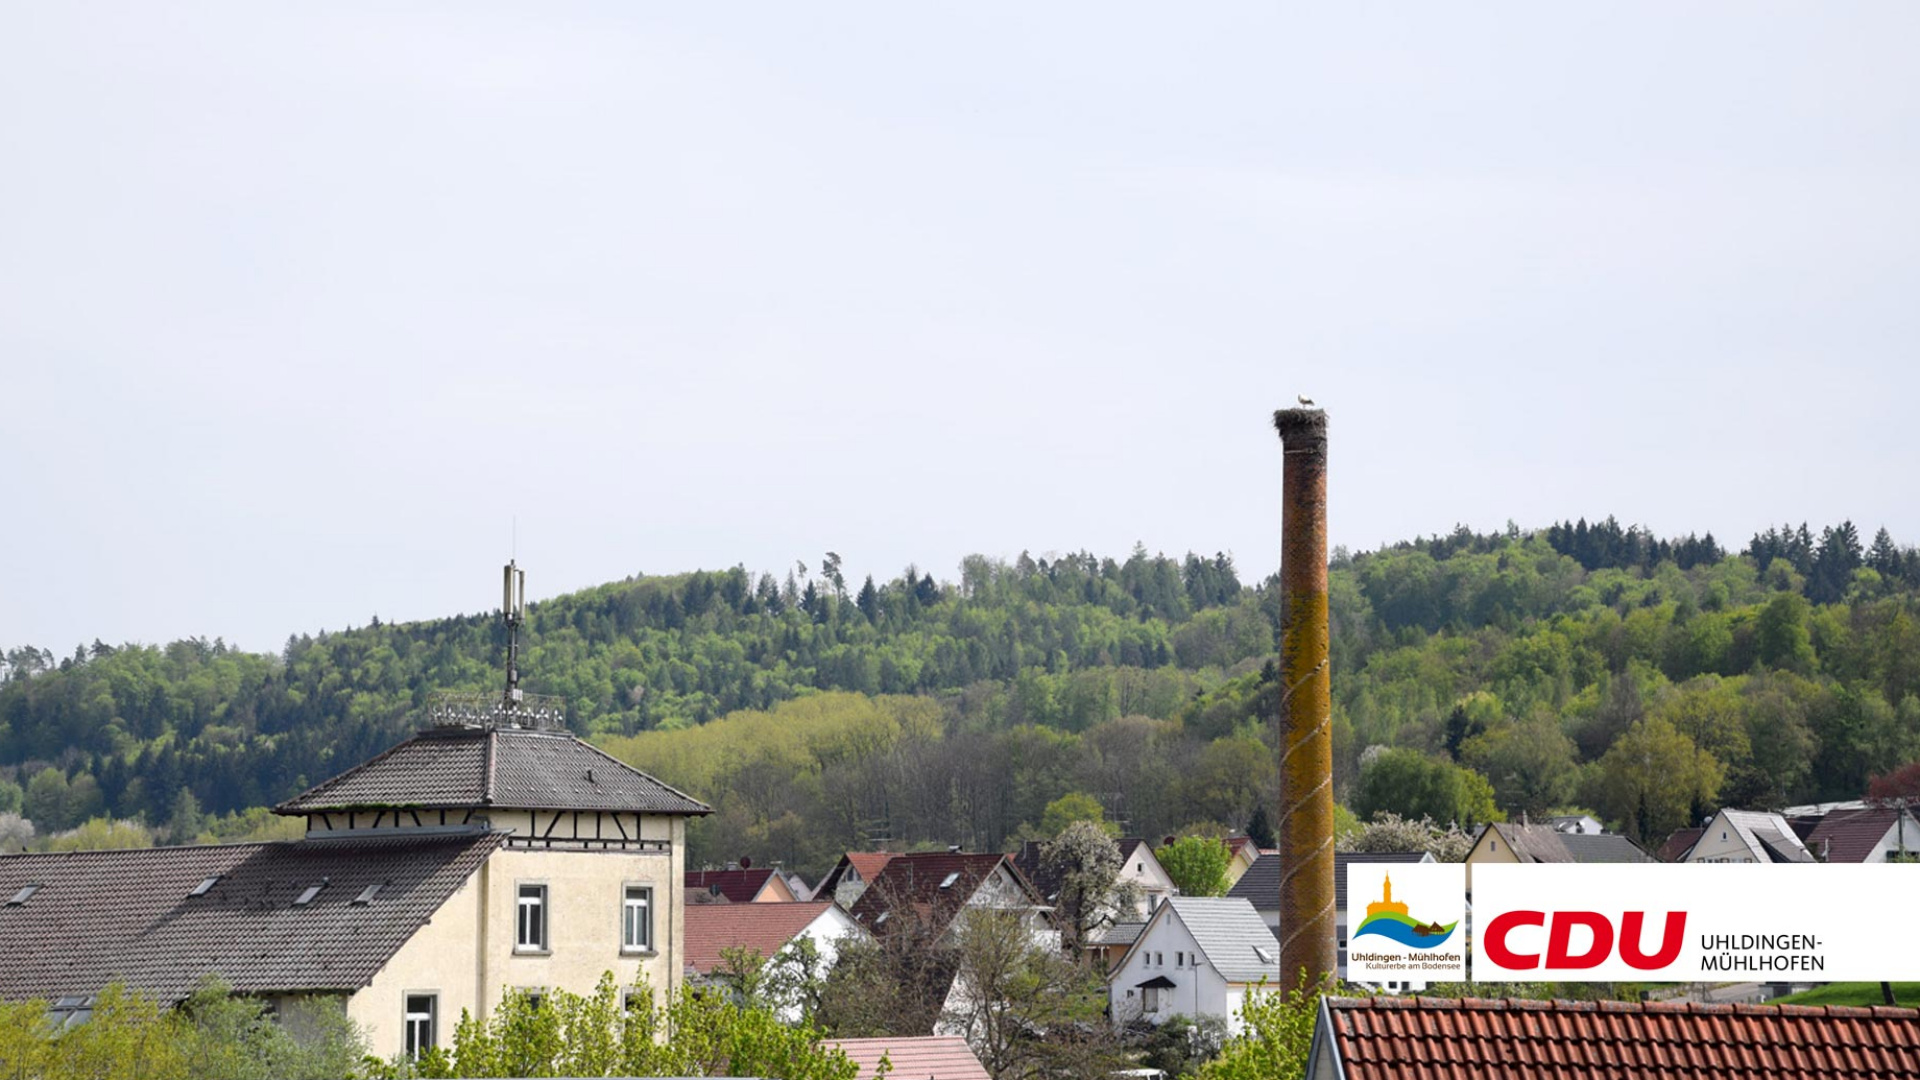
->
[1196,979,1320,1080]
[1351,748,1503,828]
[1156,835,1231,897]
[1589,717,1723,842]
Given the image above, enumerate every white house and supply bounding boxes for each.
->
[684,900,866,1022]
[1014,837,1177,926]
[1801,806,1920,862]
[1683,809,1815,863]
[1107,897,1280,1035]
[1227,851,1435,992]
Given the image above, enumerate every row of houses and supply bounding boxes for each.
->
[0,673,1909,1065]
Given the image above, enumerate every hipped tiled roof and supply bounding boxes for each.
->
[275,726,710,816]
[1315,995,1920,1080]
[0,831,502,1003]
[684,901,847,974]
[827,1036,992,1080]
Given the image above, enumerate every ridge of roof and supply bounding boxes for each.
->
[1163,896,1280,983]
[274,725,710,816]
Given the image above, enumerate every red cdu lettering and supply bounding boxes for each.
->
[1483,910,1546,969]
[1618,911,1687,970]
[1545,911,1613,968]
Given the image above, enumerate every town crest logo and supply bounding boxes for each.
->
[1344,862,1467,984]
[1352,874,1458,948]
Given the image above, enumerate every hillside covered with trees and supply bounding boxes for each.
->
[4,519,1919,873]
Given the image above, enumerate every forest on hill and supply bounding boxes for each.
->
[3,518,1920,876]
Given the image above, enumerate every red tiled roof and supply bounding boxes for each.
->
[816,852,897,899]
[1807,807,1909,863]
[1316,996,1920,1080]
[1657,827,1704,862]
[685,867,780,903]
[847,852,1023,934]
[683,901,839,974]
[827,1035,991,1080]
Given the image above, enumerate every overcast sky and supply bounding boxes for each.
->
[4,4,1918,653]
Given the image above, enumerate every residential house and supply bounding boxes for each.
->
[848,851,1053,946]
[1656,826,1705,862]
[1089,920,1148,970]
[815,851,897,908]
[1304,995,1920,1080]
[1801,806,1920,862]
[0,716,711,1061]
[1224,836,1261,886]
[1683,809,1815,864]
[685,863,799,904]
[827,1036,992,1080]
[1226,851,1433,989]
[1463,822,1651,889]
[1107,897,1280,1035]
[684,900,865,1021]
[1012,836,1177,925]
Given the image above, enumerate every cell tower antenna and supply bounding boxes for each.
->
[425,560,564,730]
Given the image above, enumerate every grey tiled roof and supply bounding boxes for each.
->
[1164,897,1280,984]
[275,726,710,815]
[0,831,503,1003]
[1559,833,1654,864]
[1227,851,1431,914]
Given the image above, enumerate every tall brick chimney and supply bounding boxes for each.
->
[1273,407,1334,993]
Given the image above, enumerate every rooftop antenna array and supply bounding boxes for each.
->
[428,559,566,731]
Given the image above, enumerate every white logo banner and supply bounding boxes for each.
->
[1473,863,1920,982]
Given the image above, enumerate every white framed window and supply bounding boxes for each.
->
[403,993,436,1059]
[517,883,548,952]
[622,885,653,952]
[1155,952,1164,967]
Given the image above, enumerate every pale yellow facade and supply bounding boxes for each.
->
[325,811,688,1060]
[1462,826,1519,891]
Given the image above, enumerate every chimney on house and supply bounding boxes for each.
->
[1273,406,1335,994]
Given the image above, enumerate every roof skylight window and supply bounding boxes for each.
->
[294,883,326,906]
[191,876,221,897]
[7,884,40,906]
[939,872,960,889]
[1254,946,1274,964]
[352,883,382,905]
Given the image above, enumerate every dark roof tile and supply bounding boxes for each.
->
[0,832,501,1003]
[275,727,709,816]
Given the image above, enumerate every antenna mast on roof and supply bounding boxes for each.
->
[427,561,565,731]
[504,559,526,707]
